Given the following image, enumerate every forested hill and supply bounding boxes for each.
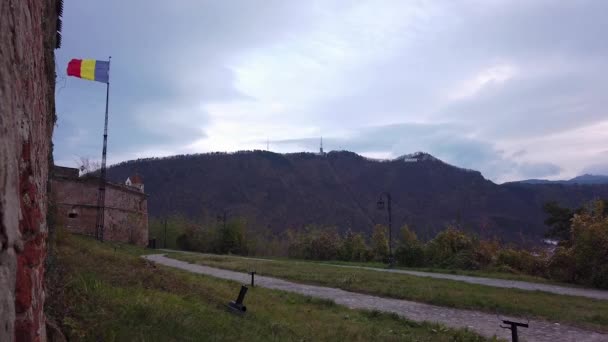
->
[106,150,608,243]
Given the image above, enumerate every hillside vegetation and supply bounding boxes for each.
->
[108,150,608,242]
[153,200,608,290]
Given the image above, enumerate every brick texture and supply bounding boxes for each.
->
[0,0,58,341]
[51,176,149,246]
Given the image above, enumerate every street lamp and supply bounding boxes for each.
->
[377,192,394,267]
[217,210,227,230]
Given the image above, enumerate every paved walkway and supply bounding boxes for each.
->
[144,254,607,342]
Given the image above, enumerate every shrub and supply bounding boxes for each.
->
[339,230,370,262]
[350,233,370,262]
[371,225,389,262]
[425,226,477,269]
[394,225,425,267]
[548,200,608,288]
[547,247,576,282]
[496,248,545,276]
[286,226,342,260]
[473,239,499,269]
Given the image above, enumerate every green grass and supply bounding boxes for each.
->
[45,235,490,341]
[312,259,586,286]
[167,252,608,332]
[208,254,573,286]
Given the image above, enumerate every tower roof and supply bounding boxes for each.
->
[129,174,143,184]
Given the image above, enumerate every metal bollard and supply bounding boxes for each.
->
[500,320,528,342]
[227,285,248,313]
[250,271,256,287]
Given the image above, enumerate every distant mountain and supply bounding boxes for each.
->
[513,174,608,185]
[105,150,608,244]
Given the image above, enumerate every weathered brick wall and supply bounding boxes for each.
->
[51,177,149,246]
[0,0,57,341]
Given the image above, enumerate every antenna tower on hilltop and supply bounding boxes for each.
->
[320,136,324,154]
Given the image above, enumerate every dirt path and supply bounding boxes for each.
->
[144,254,606,342]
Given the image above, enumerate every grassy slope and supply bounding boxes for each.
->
[45,235,490,341]
[167,253,608,332]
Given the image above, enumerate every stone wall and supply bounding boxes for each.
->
[0,0,58,341]
[51,173,149,246]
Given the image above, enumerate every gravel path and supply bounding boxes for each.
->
[144,254,607,342]
[160,249,608,301]
[326,264,608,301]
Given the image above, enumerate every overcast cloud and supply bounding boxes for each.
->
[54,0,608,182]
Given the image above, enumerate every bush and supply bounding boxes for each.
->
[547,247,576,282]
[592,264,608,289]
[176,233,195,251]
[395,225,425,267]
[496,248,545,276]
[286,226,343,260]
[425,227,477,269]
[547,200,608,288]
[473,239,499,269]
[371,225,389,262]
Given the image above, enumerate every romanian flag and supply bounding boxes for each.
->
[67,59,109,83]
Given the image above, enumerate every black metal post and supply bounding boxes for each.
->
[227,285,249,313]
[94,56,111,242]
[377,192,393,266]
[387,193,392,265]
[164,217,168,248]
[236,286,247,304]
[501,320,528,342]
[250,271,256,287]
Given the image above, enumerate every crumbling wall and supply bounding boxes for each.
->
[0,0,57,341]
[51,177,149,246]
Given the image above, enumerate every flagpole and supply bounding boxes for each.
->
[95,56,111,242]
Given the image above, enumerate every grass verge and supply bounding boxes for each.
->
[167,252,608,332]
[45,235,490,341]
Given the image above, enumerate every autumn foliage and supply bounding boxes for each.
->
[152,199,608,288]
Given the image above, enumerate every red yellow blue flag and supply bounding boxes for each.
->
[67,59,109,83]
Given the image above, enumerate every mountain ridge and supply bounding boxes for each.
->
[509,174,608,185]
[104,150,608,244]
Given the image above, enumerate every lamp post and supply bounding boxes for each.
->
[377,192,394,267]
[164,216,168,248]
[217,210,227,230]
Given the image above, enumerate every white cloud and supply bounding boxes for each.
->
[54,0,608,182]
[449,63,518,100]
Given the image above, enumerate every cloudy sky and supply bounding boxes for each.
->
[54,0,608,183]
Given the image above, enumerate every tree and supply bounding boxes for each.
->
[339,229,355,261]
[543,200,608,245]
[216,218,248,255]
[371,224,389,262]
[426,226,476,269]
[351,232,369,262]
[568,200,608,287]
[395,225,424,267]
[75,156,100,176]
[543,201,575,242]
[310,229,341,260]
[339,230,370,262]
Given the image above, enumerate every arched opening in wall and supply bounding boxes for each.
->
[68,207,79,219]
